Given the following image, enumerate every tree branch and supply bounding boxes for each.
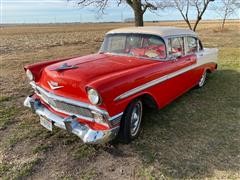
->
[125,0,133,8]
[142,2,157,13]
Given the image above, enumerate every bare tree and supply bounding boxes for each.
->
[172,0,215,31]
[125,0,158,26]
[69,0,166,26]
[213,0,240,30]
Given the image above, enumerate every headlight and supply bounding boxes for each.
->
[26,69,34,81]
[87,88,100,105]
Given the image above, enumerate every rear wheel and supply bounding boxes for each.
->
[198,70,207,88]
[118,99,143,143]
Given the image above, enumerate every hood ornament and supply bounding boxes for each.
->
[48,81,64,90]
[53,63,78,72]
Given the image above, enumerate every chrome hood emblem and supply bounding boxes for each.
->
[53,63,78,72]
[48,81,64,90]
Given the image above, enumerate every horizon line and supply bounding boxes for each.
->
[1,18,239,26]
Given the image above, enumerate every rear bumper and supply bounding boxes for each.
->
[24,96,120,144]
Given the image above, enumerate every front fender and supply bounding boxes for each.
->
[24,56,78,82]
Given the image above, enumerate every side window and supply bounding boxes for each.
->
[186,37,198,54]
[141,36,166,59]
[168,37,184,56]
[142,36,164,47]
[127,35,166,59]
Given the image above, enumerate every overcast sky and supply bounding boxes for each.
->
[1,0,239,24]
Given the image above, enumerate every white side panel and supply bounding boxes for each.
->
[196,48,218,66]
[115,48,219,101]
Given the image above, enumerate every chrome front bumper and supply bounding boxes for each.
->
[24,96,120,144]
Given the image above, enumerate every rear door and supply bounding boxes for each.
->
[165,37,197,97]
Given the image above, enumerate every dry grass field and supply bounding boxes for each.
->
[0,21,240,179]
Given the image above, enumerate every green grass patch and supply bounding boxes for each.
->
[136,166,157,180]
[0,106,18,130]
[79,169,97,180]
[72,145,96,160]
[0,158,41,180]
[33,144,53,154]
[0,96,12,103]
[2,119,45,149]
[0,163,13,178]
[218,48,240,69]
[12,158,41,180]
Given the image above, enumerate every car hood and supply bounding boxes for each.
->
[38,53,157,102]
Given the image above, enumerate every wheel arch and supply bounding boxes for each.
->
[204,63,218,74]
[121,92,159,114]
[206,68,212,74]
[139,93,159,109]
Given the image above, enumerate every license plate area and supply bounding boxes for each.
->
[40,116,53,131]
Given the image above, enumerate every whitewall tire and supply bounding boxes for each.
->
[118,99,143,143]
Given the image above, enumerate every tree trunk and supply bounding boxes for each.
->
[134,10,144,26]
[132,0,144,26]
[221,18,226,31]
[184,18,192,30]
[193,16,201,31]
[221,12,228,31]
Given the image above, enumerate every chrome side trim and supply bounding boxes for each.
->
[109,112,123,121]
[114,64,198,101]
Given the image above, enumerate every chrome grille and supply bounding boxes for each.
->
[36,88,93,118]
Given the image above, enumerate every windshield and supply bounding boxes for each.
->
[100,34,166,59]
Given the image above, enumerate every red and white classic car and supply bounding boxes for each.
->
[24,27,218,144]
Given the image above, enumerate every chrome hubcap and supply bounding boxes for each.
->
[199,71,207,87]
[130,101,142,137]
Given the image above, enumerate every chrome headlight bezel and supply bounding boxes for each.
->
[87,88,101,105]
[26,69,34,81]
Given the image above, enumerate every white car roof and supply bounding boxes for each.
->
[106,26,197,38]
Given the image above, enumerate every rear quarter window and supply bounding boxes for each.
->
[186,37,198,54]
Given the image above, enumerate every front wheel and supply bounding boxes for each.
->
[118,99,143,144]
